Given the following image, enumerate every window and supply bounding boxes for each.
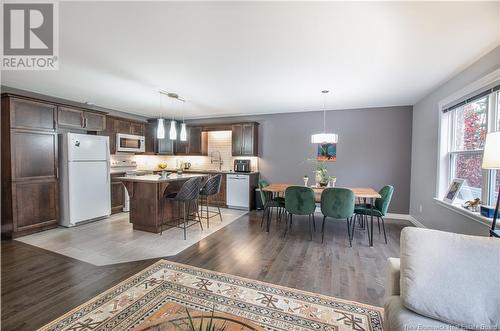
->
[442,86,499,206]
[450,97,488,200]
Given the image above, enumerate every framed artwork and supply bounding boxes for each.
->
[443,178,465,203]
[317,143,336,162]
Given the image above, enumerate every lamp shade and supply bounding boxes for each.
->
[179,123,187,141]
[311,133,338,144]
[169,120,177,140]
[156,118,165,139]
[482,132,500,169]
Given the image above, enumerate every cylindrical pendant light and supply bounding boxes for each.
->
[157,118,165,139]
[169,119,177,140]
[180,122,187,141]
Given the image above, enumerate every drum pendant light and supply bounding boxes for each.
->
[311,90,338,144]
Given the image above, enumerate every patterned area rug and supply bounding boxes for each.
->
[38,260,384,331]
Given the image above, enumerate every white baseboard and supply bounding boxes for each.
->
[386,213,426,228]
[311,210,427,228]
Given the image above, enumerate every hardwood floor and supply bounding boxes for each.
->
[1,210,410,330]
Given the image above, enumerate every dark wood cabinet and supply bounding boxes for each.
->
[12,179,58,230]
[110,173,125,214]
[158,137,175,155]
[58,106,84,129]
[9,97,56,131]
[174,126,207,155]
[11,131,57,180]
[84,111,106,131]
[100,116,146,154]
[58,106,106,131]
[1,95,59,238]
[130,122,145,136]
[232,123,258,156]
[145,119,174,155]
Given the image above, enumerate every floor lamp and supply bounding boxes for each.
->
[482,132,500,237]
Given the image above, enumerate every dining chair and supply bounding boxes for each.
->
[320,188,355,246]
[259,180,285,231]
[284,186,316,240]
[199,174,223,228]
[353,185,394,244]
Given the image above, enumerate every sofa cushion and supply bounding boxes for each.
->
[385,296,463,330]
[400,227,500,329]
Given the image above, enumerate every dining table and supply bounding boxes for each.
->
[261,184,382,246]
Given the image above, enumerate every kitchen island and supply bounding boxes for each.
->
[118,173,208,233]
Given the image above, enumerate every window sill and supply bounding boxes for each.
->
[434,198,493,228]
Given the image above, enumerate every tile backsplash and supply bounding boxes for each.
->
[124,130,258,172]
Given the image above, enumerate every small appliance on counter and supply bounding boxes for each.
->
[234,159,251,173]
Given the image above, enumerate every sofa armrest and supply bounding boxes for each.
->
[385,257,400,301]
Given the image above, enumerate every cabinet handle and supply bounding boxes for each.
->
[56,167,59,179]
[84,117,88,128]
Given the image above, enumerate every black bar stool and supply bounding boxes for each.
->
[162,176,203,240]
[199,174,223,228]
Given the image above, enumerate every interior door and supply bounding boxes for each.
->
[68,161,111,223]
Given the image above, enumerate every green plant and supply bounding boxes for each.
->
[178,308,227,331]
[306,158,334,183]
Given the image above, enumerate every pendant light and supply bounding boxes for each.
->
[180,100,187,141]
[169,116,177,140]
[311,90,338,144]
[157,118,165,139]
[157,92,165,139]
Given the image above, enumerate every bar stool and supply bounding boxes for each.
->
[162,176,203,240]
[199,174,223,228]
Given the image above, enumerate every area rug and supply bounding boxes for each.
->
[38,260,384,331]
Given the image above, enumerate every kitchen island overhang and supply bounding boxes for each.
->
[117,173,208,233]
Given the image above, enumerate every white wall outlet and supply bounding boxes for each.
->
[419,204,423,213]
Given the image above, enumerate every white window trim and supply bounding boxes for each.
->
[435,68,500,223]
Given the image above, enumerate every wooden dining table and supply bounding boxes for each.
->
[261,184,382,246]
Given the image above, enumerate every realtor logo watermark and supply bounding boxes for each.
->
[2,1,59,70]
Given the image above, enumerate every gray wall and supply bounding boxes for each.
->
[189,106,413,214]
[410,46,500,236]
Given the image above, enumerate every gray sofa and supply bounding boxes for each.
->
[384,227,500,330]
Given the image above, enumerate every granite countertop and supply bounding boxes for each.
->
[151,168,259,175]
[117,173,208,183]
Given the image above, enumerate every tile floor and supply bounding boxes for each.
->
[16,208,247,266]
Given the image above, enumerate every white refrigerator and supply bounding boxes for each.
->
[59,133,111,227]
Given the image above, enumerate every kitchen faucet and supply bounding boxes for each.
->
[210,151,223,171]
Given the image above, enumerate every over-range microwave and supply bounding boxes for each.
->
[116,133,145,153]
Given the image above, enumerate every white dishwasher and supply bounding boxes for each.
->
[226,174,250,210]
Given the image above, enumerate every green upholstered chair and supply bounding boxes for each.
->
[354,185,394,244]
[259,179,285,231]
[284,186,316,240]
[320,188,355,246]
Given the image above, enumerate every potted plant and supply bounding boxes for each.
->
[305,159,331,187]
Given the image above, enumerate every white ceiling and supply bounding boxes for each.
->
[2,1,499,119]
